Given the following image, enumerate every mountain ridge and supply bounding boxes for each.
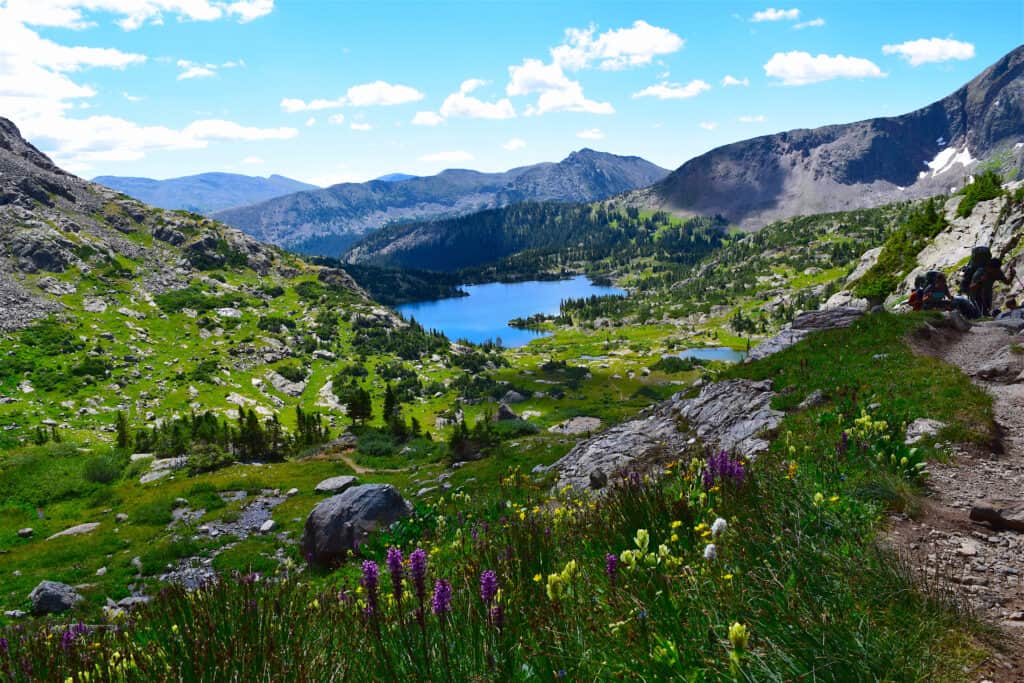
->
[93,172,319,215]
[629,45,1024,229]
[212,149,670,255]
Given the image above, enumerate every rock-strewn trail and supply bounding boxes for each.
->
[892,319,1024,681]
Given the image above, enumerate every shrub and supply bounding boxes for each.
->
[956,170,1004,217]
[82,453,124,484]
[651,356,698,374]
[186,444,234,475]
[133,499,173,526]
[274,363,308,383]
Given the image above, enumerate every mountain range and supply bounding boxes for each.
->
[629,45,1024,229]
[211,149,670,255]
[92,172,319,214]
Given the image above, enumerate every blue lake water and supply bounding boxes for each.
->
[396,275,626,347]
[677,346,747,363]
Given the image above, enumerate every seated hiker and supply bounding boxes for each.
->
[922,272,979,318]
[908,274,927,311]
[970,258,1014,316]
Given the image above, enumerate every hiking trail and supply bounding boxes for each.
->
[892,319,1024,682]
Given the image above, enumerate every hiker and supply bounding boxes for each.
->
[970,257,1013,316]
[922,271,979,318]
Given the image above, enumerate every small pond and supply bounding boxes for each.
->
[677,346,747,363]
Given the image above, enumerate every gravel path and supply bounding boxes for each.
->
[890,321,1024,681]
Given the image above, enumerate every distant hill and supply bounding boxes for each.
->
[92,172,319,214]
[374,173,418,183]
[628,45,1024,229]
[213,149,670,255]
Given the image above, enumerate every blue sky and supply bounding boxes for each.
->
[0,0,1020,185]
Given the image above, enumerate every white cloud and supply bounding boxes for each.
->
[328,113,345,125]
[304,116,316,127]
[280,96,344,112]
[699,121,718,130]
[739,114,766,123]
[418,150,474,162]
[350,122,371,131]
[632,79,710,100]
[502,137,526,150]
[576,128,604,140]
[882,38,975,66]
[751,7,800,22]
[721,75,749,87]
[345,81,423,106]
[764,51,885,85]
[176,59,215,80]
[122,92,142,101]
[439,79,516,119]
[281,81,423,113]
[241,155,264,164]
[507,59,613,115]
[551,20,684,71]
[794,18,825,29]
[411,111,444,126]
[2,0,275,31]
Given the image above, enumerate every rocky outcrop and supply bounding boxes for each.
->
[548,416,602,435]
[975,343,1024,382]
[747,307,865,362]
[970,500,1024,532]
[314,475,358,495]
[265,370,308,397]
[29,581,82,614]
[550,379,783,491]
[300,484,412,566]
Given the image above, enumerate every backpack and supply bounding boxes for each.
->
[959,246,991,294]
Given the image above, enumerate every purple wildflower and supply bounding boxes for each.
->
[431,579,452,615]
[605,553,618,586]
[0,636,7,654]
[480,570,499,605]
[409,548,428,603]
[702,450,745,490]
[60,630,75,652]
[489,604,505,629]
[361,560,380,616]
[386,547,404,601]
[838,431,849,458]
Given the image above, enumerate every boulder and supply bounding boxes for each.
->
[502,390,527,404]
[29,581,82,614]
[905,418,946,444]
[494,403,518,421]
[17,528,33,538]
[266,370,308,397]
[975,344,1024,382]
[548,416,602,435]
[259,520,276,533]
[300,484,412,566]
[47,522,100,540]
[314,475,358,495]
[797,389,827,411]
[970,500,1024,532]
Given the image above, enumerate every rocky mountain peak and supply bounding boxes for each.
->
[0,117,67,178]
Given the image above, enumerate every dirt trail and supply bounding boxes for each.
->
[890,321,1024,681]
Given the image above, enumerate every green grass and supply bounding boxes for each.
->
[0,311,996,681]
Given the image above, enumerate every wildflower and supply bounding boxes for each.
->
[546,573,562,601]
[723,573,734,580]
[489,604,505,629]
[711,517,728,538]
[829,495,840,503]
[533,573,542,583]
[409,548,427,603]
[786,461,798,479]
[431,579,452,615]
[171,625,179,635]
[813,492,825,507]
[605,553,618,586]
[386,547,404,601]
[728,622,749,651]
[634,528,650,553]
[670,533,679,542]
[703,543,717,561]
[670,520,683,529]
[480,570,499,605]
[361,560,380,616]
[702,450,745,490]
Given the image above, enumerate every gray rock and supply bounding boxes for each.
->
[3,610,26,619]
[970,500,1024,532]
[47,522,100,540]
[797,389,827,411]
[502,390,527,404]
[286,487,299,497]
[314,475,358,495]
[259,519,276,533]
[115,513,128,523]
[905,418,946,444]
[300,484,412,566]
[935,310,972,333]
[266,370,308,397]
[675,379,784,457]
[29,581,82,614]
[747,307,865,362]
[975,344,1024,382]
[589,469,608,490]
[17,527,33,538]
[548,416,602,435]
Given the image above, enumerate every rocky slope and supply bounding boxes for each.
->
[630,45,1024,229]
[93,173,318,214]
[213,149,669,254]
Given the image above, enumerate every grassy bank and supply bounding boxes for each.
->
[0,311,997,681]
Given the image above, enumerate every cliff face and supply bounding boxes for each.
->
[633,46,1024,229]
